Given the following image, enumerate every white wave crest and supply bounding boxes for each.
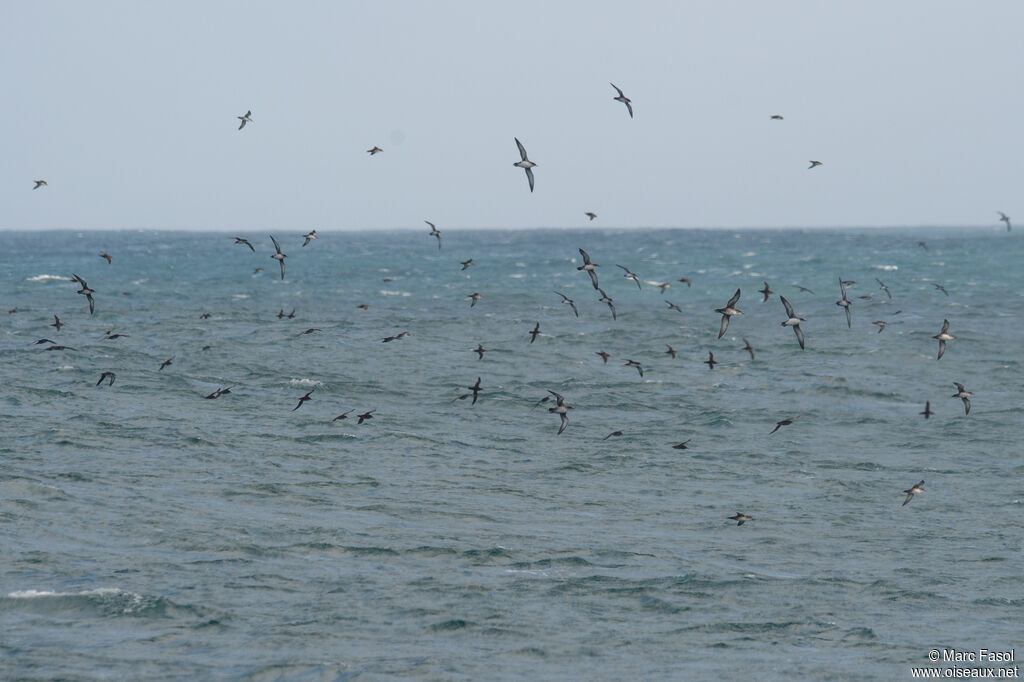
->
[288,378,324,387]
[871,265,899,271]
[25,274,69,282]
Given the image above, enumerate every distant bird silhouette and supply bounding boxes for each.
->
[624,359,644,377]
[705,351,717,370]
[51,315,64,332]
[234,237,255,252]
[793,284,815,294]
[466,377,482,405]
[367,146,383,155]
[595,351,611,364]
[237,110,253,130]
[382,331,409,343]
[932,283,949,296]
[584,212,597,221]
[872,320,887,333]
[602,431,623,440]
[677,277,692,287]
[997,211,1012,231]
[33,180,47,190]
[758,281,773,301]
[610,82,633,118]
[770,115,783,120]
[529,322,541,343]
[742,338,755,360]
[875,278,892,299]
[672,439,691,450]
[96,371,116,387]
[100,252,112,264]
[302,230,317,246]
[920,401,934,419]
[917,241,928,251]
[332,410,354,422]
[460,259,474,270]
[159,357,173,371]
[808,160,823,169]
[357,410,376,424]
[468,292,482,308]
[769,417,795,434]
[665,300,682,312]
[665,344,677,359]
[473,344,487,360]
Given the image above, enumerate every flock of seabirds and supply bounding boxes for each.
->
[20,83,1015,526]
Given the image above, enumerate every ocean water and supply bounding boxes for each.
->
[1,227,1021,681]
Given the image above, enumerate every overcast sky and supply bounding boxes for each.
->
[2,1,1021,231]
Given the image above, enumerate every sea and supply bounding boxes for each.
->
[1,227,1020,681]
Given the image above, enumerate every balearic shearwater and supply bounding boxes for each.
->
[33,180,47,189]
[269,235,287,279]
[426,221,441,249]
[513,137,536,192]
[529,322,541,343]
[616,264,642,289]
[836,278,852,328]
[779,295,806,349]
[234,237,255,252]
[367,146,383,155]
[933,319,954,360]
[902,480,924,506]
[302,230,317,246]
[584,212,597,221]
[998,211,1012,231]
[705,351,717,370]
[96,371,116,387]
[610,82,633,118]
[729,513,753,526]
[743,338,755,360]
[577,248,600,289]
[951,382,972,415]
[547,390,572,435]
[920,401,934,419]
[715,289,741,339]
[597,288,616,320]
[808,160,822,169]
[71,274,95,315]
[624,359,644,377]
[237,110,253,129]
[759,281,773,302]
[554,291,579,317]
[292,389,314,411]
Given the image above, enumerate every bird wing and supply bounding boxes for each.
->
[525,167,534,192]
[270,234,282,254]
[794,324,805,349]
[514,137,528,161]
[726,289,741,308]
[718,314,730,339]
[780,295,795,319]
[610,82,625,97]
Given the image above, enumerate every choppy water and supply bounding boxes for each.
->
[1,227,1021,680]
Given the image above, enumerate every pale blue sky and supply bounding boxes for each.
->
[3,1,1021,230]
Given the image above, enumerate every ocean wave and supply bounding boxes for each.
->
[288,378,324,387]
[378,290,411,296]
[25,274,68,282]
[871,265,899,271]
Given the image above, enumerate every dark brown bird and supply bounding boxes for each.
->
[705,351,717,370]
[595,351,611,363]
[357,409,375,424]
[96,371,116,387]
[920,401,934,419]
[769,417,795,434]
[100,252,112,264]
[71,274,95,315]
[742,338,755,360]
[51,315,64,332]
[602,431,623,440]
[466,377,482,405]
[665,345,677,359]
[473,344,486,359]
[672,439,691,450]
[292,389,314,411]
[382,331,409,343]
[159,357,173,371]
[529,322,541,343]
[204,386,233,399]
[758,281,773,302]
[332,410,354,421]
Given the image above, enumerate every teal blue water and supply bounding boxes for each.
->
[1,228,1021,680]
